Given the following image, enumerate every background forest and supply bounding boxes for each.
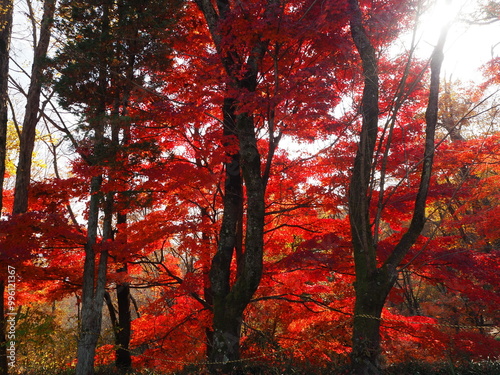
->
[0,0,499,374]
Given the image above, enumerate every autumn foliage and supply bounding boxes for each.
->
[0,0,499,374]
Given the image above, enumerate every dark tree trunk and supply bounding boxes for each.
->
[201,209,215,360]
[0,0,12,215]
[0,2,13,373]
[208,98,244,370]
[210,304,243,372]
[208,107,265,373]
[108,113,132,372]
[114,210,131,372]
[102,189,133,372]
[76,175,108,375]
[350,270,394,374]
[347,1,383,370]
[75,1,114,372]
[194,1,273,370]
[12,0,55,214]
[115,266,132,371]
[347,0,448,373]
[104,269,132,373]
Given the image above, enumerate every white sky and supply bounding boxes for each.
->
[418,0,500,83]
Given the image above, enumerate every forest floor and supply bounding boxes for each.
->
[15,360,500,375]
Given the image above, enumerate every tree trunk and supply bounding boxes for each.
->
[208,107,265,373]
[12,0,55,214]
[347,1,382,370]
[115,266,132,371]
[0,0,12,214]
[76,175,108,375]
[104,269,131,373]
[103,193,131,371]
[75,1,114,372]
[201,208,214,360]
[208,98,244,369]
[347,0,448,373]
[195,1,272,370]
[350,270,393,375]
[0,2,13,373]
[210,304,243,372]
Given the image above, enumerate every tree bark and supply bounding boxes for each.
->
[209,109,265,374]
[195,1,271,371]
[104,267,132,373]
[347,0,449,373]
[208,97,244,371]
[76,174,108,375]
[115,264,132,372]
[73,1,116,372]
[115,285,131,370]
[12,0,55,214]
[0,0,12,214]
[0,1,13,373]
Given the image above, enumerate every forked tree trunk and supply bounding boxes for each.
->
[195,1,270,371]
[347,0,448,373]
[209,109,265,374]
[207,98,244,370]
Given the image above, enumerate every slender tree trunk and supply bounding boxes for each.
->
[0,0,12,214]
[104,291,118,331]
[75,1,114,372]
[109,69,132,372]
[347,1,383,370]
[99,124,132,371]
[104,267,132,373]
[115,265,131,371]
[201,208,214,360]
[347,0,448,373]
[76,175,108,375]
[0,2,13,373]
[12,0,55,214]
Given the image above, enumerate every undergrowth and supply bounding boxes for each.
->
[15,360,500,375]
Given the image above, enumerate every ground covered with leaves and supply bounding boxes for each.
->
[13,360,500,375]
